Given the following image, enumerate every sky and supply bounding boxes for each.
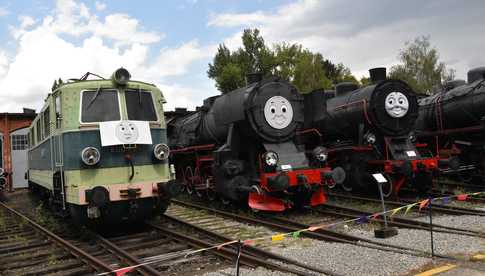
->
[0,0,483,112]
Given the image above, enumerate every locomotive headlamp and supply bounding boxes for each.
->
[81,147,101,166]
[313,146,328,162]
[154,143,170,161]
[263,151,279,166]
[364,132,376,144]
[112,67,131,86]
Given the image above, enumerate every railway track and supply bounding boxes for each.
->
[0,201,114,275]
[171,199,462,260]
[0,199,230,275]
[2,192,341,276]
[327,192,485,217]
[310,205,484,238]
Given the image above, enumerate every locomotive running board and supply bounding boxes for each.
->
[248,192,286,211]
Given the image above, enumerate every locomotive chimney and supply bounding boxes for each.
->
[335,82,359,97]
[467,66,485,83]
[246,72,263,85]
[369,67,387,84]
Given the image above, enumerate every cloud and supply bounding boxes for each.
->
[210,0,485,79]
[0,0,215,112]
[95,1,106,11]
[0,7,9,17]
[208,11,267,27]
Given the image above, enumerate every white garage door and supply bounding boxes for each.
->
[11,128,29,189]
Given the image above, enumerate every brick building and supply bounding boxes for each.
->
[0,108,36,191]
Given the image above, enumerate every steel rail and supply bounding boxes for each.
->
[93,233,163,276]
[311,205,484,238]
[147,221,318,276]
[0,201,113,273]
[171,199,455,260]
[162,214,340,276]
[327,192,485,216]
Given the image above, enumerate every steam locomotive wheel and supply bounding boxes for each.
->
[184,166,194,195]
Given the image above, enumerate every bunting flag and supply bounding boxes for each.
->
[404,203,417,215]
[271,234,285,242]
[308,225,321,232]
[292,231,302,238]
[217,240,237,250]
[243,240,255,246]
[470,192,482,196]
[356,215,369,224]
[370,213,380,220]
[457,194,468,201]
[419,199,430,211]
[442,197,450,204]
[115,267,135,276]
[390,206,404,217]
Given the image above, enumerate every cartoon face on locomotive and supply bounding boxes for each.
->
[415,66,485,183]
[27,68,179,224]
[303,67,449,197]
[167,75,345,211]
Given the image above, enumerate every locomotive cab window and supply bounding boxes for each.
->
[81,89,120,123]
[125,90,157,121]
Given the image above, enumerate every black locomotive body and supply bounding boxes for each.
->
[304,68,444,196]
[416,67,485,183]
[167,76,344,211]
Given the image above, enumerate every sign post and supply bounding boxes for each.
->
[372,173,398,238]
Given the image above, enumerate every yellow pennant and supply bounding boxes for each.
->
[390,207,404,217]
[404,203,417,215]
[271,234,285,242]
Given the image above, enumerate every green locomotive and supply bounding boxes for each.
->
[27,68,178,224]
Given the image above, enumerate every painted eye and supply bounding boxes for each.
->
[270,107,276,114]
[388,99,394,105]
[131,127,134,130]
[281,105,287,113]
[122,127,125,131]
[398,98,405,104]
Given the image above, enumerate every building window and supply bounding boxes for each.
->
[12,134,28,150]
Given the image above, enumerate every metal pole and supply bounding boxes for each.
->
[377,182,389,228]
[428,198,435,257]
[235,240,242,276]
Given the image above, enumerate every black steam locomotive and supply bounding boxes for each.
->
[415,66,485,183]
[303,68,445,196]
[167,75,345,211]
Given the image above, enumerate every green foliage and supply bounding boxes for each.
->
[389,36,454,94]
[208,28,357,94]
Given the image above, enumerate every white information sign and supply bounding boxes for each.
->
[406,150,417,157]
[99,120,152,147]
[372,173,388,183]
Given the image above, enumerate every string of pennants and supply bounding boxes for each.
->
[99,191,485,276]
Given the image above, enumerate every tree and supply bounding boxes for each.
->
[389,36,454,94]
[207,29,275,93]
[208,28,357,94]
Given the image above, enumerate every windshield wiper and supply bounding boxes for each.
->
[87,86,102,109]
